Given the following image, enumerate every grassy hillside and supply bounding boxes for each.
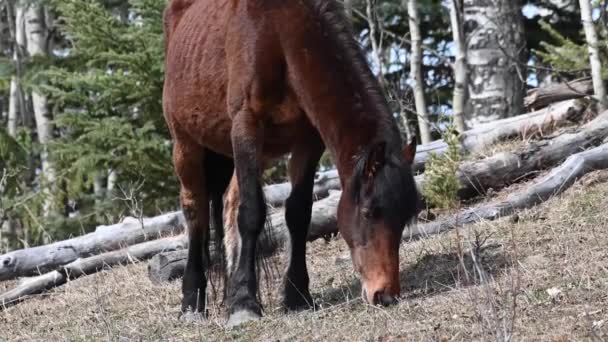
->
[2,172,608,341]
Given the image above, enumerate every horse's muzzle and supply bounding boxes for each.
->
[362,287,399,306]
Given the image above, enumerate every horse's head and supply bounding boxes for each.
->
[339,137,419,306]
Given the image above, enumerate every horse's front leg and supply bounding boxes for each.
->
[283,131,325,311]
[225,108,266,327]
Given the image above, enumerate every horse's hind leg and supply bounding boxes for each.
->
[173,135,209,317]
[283,130,324,311]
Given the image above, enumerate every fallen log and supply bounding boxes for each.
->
[0,235,187,310]
[148,141,608,283]
[525,78,593,110]
[0,170,336,281]
[413,99,584,171]
[408,142,608,238]
[0,212,186,281]
[263,169,339,207]
[262,99,584,204]
[266,110,608,240]
[148,221,287,284]
[454,109,608,198]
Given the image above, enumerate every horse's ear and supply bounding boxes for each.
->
[402,135,417,164]
[364,142,386,180]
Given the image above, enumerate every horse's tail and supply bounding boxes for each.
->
[163,0,196,51]
[222,174,281,305]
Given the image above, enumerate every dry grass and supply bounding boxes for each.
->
[2,173,608,341]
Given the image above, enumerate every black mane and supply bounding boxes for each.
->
[306,0,419,225]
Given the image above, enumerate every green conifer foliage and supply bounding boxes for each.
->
[536,20,608,78]
[39,0,176,227]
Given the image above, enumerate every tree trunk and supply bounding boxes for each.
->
[449,0,467,133]
[406,0,432,144]
[6,2,25,137]
[578,0,607,112]
[24,4,55,217]
[463,0,526,127]
[343,0,353,20]
[365,0,387,89]
[7,78,19,137]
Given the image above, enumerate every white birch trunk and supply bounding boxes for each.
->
[107,170,117,193]
[24,4,55,217]
[365,0,387,88]
[343,0,353,20]
[578,0,607,112]
[407,0,432,144]
[463,0,526,127]
[449,0,467,133]
[7,4,25,137]
[7,78,19,137]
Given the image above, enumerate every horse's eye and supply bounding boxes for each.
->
[362,206,381,220]
[361,207,371,219]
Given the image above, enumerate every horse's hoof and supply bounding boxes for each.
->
[179,310,206,322]
[226,310,261,328]
[284,289,315,312]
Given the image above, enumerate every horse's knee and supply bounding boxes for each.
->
[236,188,265,235]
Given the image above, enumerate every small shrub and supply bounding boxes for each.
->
[422,123,462,209]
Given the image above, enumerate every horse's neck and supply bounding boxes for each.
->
[277,0,392,182]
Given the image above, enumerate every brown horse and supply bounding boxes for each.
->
[162,0,420,326]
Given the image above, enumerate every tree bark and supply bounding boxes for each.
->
[0,212,185,281]
[449,0,467,133]
[24,3,55,217]
[406,0,432,144]
[525,78,594,110]
[578,0,607,112]
[463,0,526,127]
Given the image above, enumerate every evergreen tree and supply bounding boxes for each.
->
[41,0,177,225]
